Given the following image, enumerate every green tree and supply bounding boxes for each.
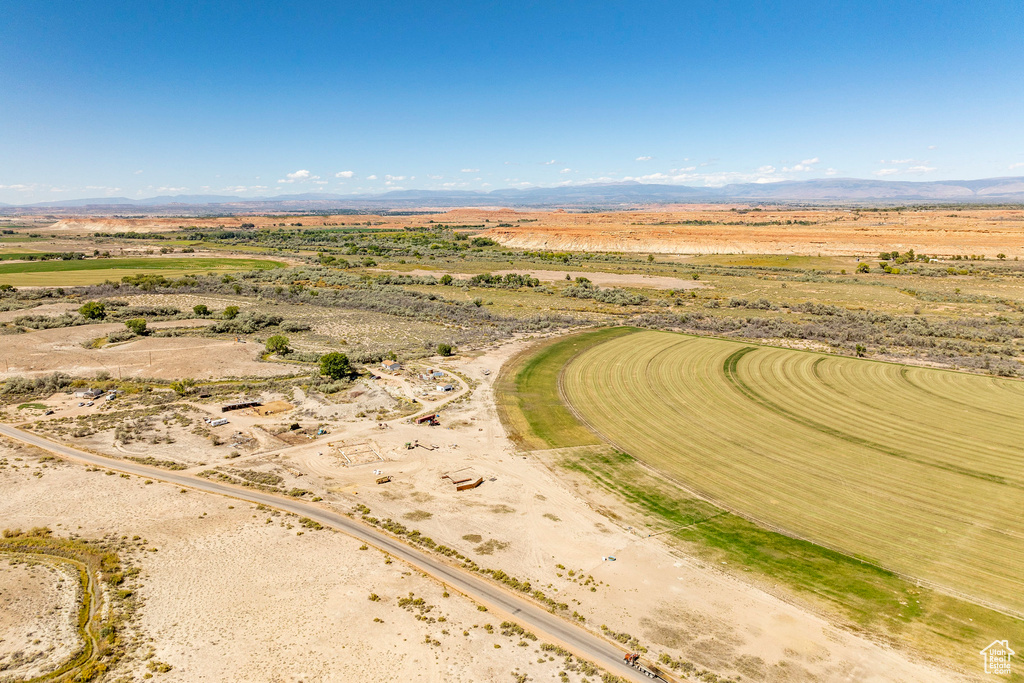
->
[437,343,454,357]
[79,301,106,320]
[124,318,147,335]
[856,262,870,273]
[440,274,453,286]
[265,334,290,355]
[998,253,1007,260]
[170,378,197,395]
[319,352,353,380]
[223,305,240,320]
[193,304,210,316]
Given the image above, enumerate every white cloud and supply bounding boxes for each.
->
[277,169,318,184]
[134,169,143,175]
[927,145,937,150]
[154,186,188,193]
[783,157,819,172]
[560,168,572,174]
[889,158,914,164]
[906,165,936,174]
[385,174,406,181]
[335,171,354,178]
[825,168,838,175]
[460,168,479,173]
[427,174,443,180]
[874,168,900,176]
[366,175,378,180]
[314,180,328,185]
[635,156,652,161]
[0,184,31,191]
[1009,162,1024,170]
[543,159,557,165]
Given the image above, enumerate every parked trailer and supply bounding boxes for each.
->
[210,418,229,427]
[624,653,666,680]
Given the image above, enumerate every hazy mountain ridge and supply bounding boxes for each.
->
[5,176,1024,212]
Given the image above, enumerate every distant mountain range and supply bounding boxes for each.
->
[5,177,1024,213]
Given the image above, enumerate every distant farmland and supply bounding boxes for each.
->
[0,256,285,286]
[561,330,1024,614]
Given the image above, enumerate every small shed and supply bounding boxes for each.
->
[382,360,401,372]
[436,384,455,393]
[221,400,261,413]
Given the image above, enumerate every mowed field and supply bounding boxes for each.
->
[0,257,284,286]
[561,330,1024,614]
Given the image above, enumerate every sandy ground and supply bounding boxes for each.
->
[0,557,80,680]
[0,320,298,380]
[0,303,80,323]
[0,442,579,683]
[375,268,707,291]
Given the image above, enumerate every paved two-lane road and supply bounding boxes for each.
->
[0,425,658,683]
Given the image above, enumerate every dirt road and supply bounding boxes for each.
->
[0,425,655,683]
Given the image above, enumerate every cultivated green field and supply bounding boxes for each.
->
[0,257,285,286]
[561,329,1024,614]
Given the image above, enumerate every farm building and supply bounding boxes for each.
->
[74,388,104,399]
[221,400,261,413]
[436,384,455,393]
[381,360,401,372]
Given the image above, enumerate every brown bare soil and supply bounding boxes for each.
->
[36,207,1024,259]
[0,558,80,679]
[0,321,297,380]
[480,208,1024,257]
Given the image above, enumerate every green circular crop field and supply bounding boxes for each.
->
[562,330,1024,613]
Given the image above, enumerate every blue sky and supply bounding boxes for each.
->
[2,1,1023,203]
